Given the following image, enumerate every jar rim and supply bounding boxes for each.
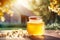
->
[29,16,42,20]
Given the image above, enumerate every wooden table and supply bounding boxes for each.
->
[0,30,60,40]
[45,30,60,40]
[29,30,60,40]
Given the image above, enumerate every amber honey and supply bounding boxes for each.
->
[27,16,45,36]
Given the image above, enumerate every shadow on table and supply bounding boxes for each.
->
[29,35,60,40]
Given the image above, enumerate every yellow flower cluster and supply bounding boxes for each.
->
[0,0,15,22]
[49,0,60,15]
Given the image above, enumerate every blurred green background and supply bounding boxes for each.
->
[0,0,60,30]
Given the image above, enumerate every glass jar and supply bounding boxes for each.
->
[27,16,45,36]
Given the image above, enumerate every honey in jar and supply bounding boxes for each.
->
[27,16,45,36]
